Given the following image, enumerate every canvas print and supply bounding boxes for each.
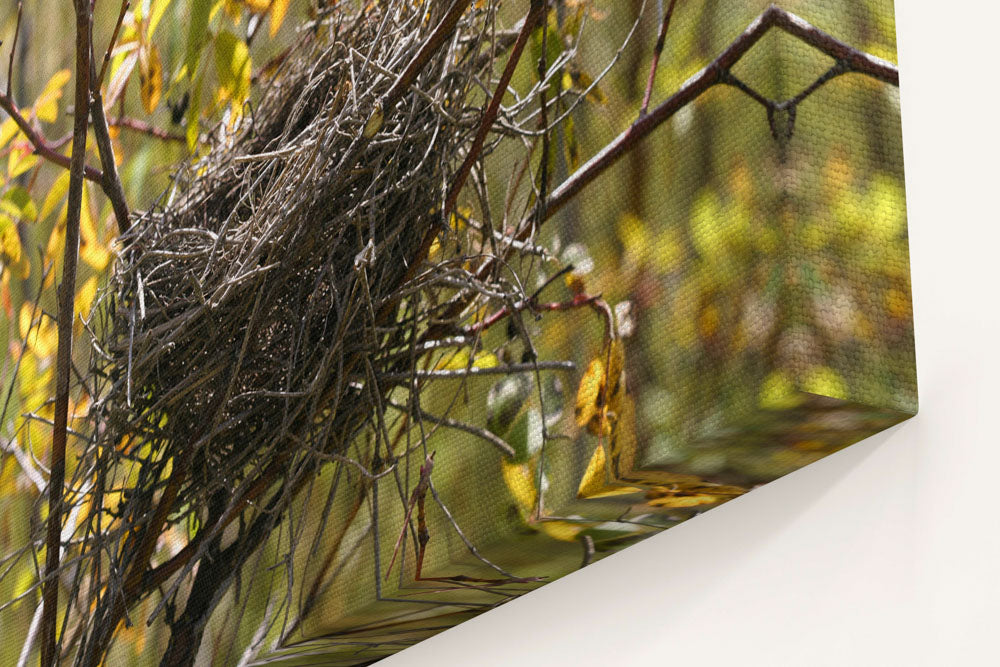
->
[0,1,914,664]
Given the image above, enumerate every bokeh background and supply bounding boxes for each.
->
[0,1,912,664]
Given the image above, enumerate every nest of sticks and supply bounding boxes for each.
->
[81,3,510,557]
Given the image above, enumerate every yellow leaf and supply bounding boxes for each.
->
[759,370,801,410]
[270,0,290,37]
[7,144,39,179]
[642,487,728,509]
[33,69,72,123]
[148,0,174,37]
[574,356,604,432]
[574,338,625,436]
[19,302,57,358]
[802,366,849,400]
[139,43,164,114]
[79,184,110,272]
[214,30,252,107]
[501,460,537,516]
[576,441,641,499]
[0,117,20,150]
[0,214,22,265]
[40,172,71,221]
[76,276,98,320]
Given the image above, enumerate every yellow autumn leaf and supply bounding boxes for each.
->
[139,43,164,114]
[0,214,22,264]
[501,460,583,542]
[76,276,98,320]
[7,144,39,179]
[574,337,625,436]
[576,441,642,499]
[19,302,57,358]
[435,348,498,370]
[642,487,729,509]
[0,117,19,150]
[33,69,72,123]
[270,0,290,37]
[79,184,111,272]
[214,30,252,107]
[40,171,70,221]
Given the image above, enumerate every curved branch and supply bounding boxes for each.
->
[543,4,898,218]
[0,92,103,182]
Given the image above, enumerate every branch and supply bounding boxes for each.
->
[41,1,92,663]
[380,0,474,112]
[543,4,898,217]
[421,4,899,345]
[89,49,130,234]
[640,0,678,116]
[6,1,21,99]
[107,116,185,143]
[0,92,103,182]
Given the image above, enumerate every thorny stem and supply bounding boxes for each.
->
[42,1,91,664]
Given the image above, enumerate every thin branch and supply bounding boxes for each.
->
[380,0,474,111]
[0,92,103,182]
[108,116,185,143]
[438,1,546,244]
[465,292,603,336]
[89,52,130,234]
[42,1,92,664]
[640,0,678,116]
[542,4,899,218]
[378,360,575,383]
[6,1,22,99]
[387,401,515,458]
[98,1,129,88]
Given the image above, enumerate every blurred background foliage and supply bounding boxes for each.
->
[0,1,912,664]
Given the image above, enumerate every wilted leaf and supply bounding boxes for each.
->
[574,337,625,436]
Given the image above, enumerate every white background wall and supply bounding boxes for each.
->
[383,1,1000,664]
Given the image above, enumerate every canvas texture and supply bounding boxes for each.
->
[0,1,913,665]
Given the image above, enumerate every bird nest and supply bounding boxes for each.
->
[84,3,503,528]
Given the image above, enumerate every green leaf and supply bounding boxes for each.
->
[2,187,37,222]
[185,0,212,79]
[214,30,252,106]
